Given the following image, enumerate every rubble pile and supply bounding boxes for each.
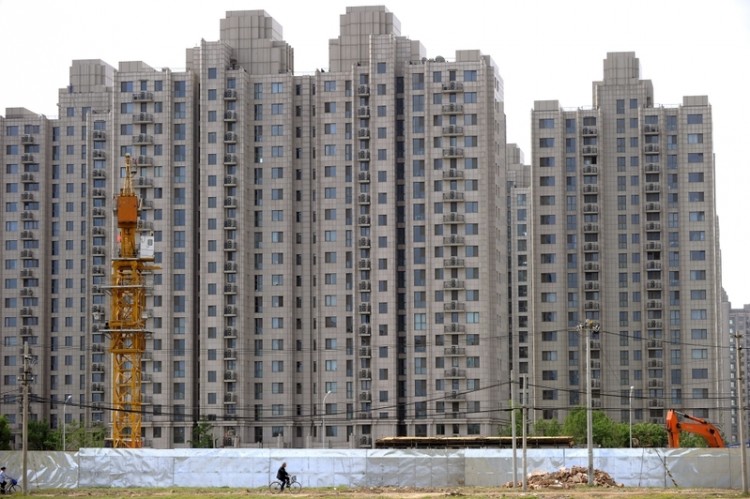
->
[504,466,622,489]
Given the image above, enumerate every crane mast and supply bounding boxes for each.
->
[105,154,158,448]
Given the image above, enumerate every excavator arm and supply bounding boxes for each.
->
[666,409,726,448]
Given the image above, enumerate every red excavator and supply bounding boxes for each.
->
[665,409,726,448]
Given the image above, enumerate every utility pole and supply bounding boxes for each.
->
[735,338,747,494]
[579,319,598,486]
[510,370,518,488]
[20,342,32,496]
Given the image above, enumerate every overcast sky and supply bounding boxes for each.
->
[1,0,749,305]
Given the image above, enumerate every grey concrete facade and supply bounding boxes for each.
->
[0,14,732,450]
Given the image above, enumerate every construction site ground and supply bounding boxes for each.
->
[32,486,747,498]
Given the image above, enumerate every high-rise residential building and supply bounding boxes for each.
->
[526,52,726,432]
[728,303,750,445]
[2,15,733,450]
[0,7,511,449]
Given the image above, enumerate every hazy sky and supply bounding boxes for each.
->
[1,0,749,305]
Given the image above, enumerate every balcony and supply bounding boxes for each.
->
[582,165,598,175]
[583,242,599,252]
[582,184,598,194]
[443,256,465,268]
[646,280,662,290]
[443,279,464,290]
[358,237,371,248]
[443,301,465,312]
[224,132,238,143]
[132,91,153,102]
[358,172,370,182]
[359,347,372,358]
[442,103,464,114]
[442,81,464,92]
[442,191,464,201]
[224,111,237,121]
[358,325,371,336]
[442,147,464,158]
[582,203,599,213]
[442,168,464,180]
[358,215,371,226]
[358,259,371,270]
[359,369,372,379]
[358,85,370,96]
[444,368,466,378]
[133,112,153,123]
[21,154,35,164]
[582,126,598,136]
[644,144,660,153]
[358,193,371,204]
[132,134,153,144]
[444,323,465,333]
[581,145,598,156]
[443,234,465,246]
[442,125,464,136]
[444,346,466,356]
[443,213,466,224]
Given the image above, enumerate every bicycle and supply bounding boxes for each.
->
[2,479,19,495]
[269,475,301,493]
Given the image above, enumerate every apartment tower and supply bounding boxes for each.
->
[526,53,726,432]
[0,7,510,448]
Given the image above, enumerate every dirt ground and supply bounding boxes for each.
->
[39,486,747,499]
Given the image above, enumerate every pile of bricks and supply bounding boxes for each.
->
[504,466,622,489]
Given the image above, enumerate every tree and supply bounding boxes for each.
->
[190,418,214,448]
[28,420,56,450]
[51,421,107,450]
[630,422,667,447]
[533,418,562,437]
[497,408,523,436]
[0,416,12,450]
[562,408,632,447]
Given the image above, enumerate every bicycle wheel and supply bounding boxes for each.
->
[289,481,302,493]
[269,481,282,493]
[6,483,19,494]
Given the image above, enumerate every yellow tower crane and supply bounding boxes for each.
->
[104,154,159,448]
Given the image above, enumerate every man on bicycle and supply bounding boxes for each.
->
[0,466,9,494]
[276,462,290,491]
